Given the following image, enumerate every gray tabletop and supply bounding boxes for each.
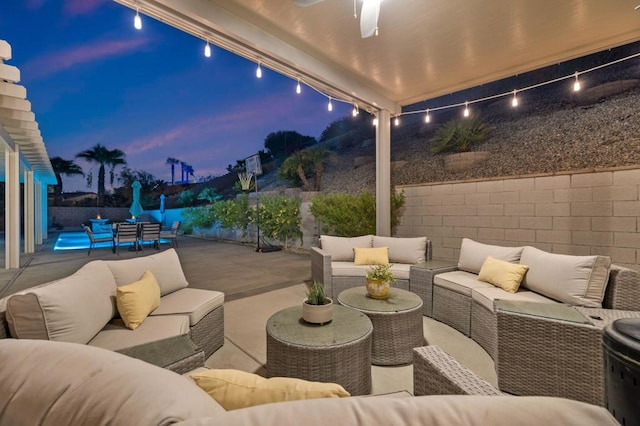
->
[338,286,422,313]
[266,304,372,348]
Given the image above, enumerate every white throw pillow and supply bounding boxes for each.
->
[519,246,611,307]
[373,236,427,264]
[458,238,524,274]
[319,235,373,261]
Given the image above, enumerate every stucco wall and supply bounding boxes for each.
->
[395,167,640,271]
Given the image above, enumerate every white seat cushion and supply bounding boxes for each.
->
[88,315,190,352]
[472,287,558,312]
[433,270,493,296]
[151,288,224,326]
[331,262,411,280]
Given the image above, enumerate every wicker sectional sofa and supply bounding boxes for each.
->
[311,235,433,299]
[0,249,224,372]
[430,238,640,405]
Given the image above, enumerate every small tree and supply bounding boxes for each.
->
[264,130,316,158]
[278,148,330,191]
[431,117,491,154]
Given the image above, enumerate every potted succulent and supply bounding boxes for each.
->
[365,264,396,299]
[302,281,333,324]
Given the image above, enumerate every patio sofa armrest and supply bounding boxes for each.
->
[603,264,640,311]
[311,246,333,297]
[413,345,503,396]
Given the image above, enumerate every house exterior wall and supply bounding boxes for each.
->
[395,167,640,271]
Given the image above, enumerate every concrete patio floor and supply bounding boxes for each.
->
[0,229,311,300]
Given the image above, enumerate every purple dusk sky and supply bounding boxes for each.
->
[5,0,351,191]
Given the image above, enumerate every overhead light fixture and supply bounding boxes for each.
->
[394,116,400,126]
[256,61,262,79]
[327,97,333,112]
[511,90,519,107]
[204,40,211,58]
[463,102,470,117]
[573,72,581,92]
[424,109,431,123]
[373,116,378,126]
[352,103,359,117]
[134,8,142,30]
[296,79,302,94]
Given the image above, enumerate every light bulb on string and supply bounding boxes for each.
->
[256,61,262,79]
[511,90,518,107]
[424,109,431,123]
[327,97,333,112]
[463,102,470,117]
[134,9,142,30]
[373,116,378,126]
[352,103,359,117]
[296,79,301,94]
[204,40,211,58]
[394,116,400,126]
[573,72,581,92]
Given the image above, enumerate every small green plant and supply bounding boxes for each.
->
[306,281,328,305]
[366,264,396,283]
[431,117,491,154]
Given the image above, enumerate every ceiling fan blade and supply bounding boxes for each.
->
[294,0,326,7]
[360,0,381,38]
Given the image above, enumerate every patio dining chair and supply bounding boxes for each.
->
[83,225,114,256]
[139,222,161,250]
[113,222,140,253]
[159,220,181,248]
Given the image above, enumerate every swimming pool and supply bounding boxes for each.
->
[53,231,169,251]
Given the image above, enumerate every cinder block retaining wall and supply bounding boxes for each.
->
[395,167,640,271]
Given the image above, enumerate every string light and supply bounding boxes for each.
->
[463,101,470,117]
[424,109,431,123]
[352,103,359,117]
[373,116,378,126]
[573,72,581,91]
[296,79,302,94]
[511,90,518,107]
[204,40,211,58]
[134,8,142,30]
[394,116,400,126]
[256,61,262,78]
[327,97,333,112]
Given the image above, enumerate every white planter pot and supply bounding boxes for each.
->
[302,298,333,325]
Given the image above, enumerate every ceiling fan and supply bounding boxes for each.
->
[294,0,382,38]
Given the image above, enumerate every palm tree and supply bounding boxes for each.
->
[308,148,330,191]
[76,144,127,207]
[166,157,180,185]
[50,156,84,206]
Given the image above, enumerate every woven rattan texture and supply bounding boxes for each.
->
[116,334,205,372]
[266,305,373,395]
[413,346,503,396]
[432,286,472,336]
[409,262,457,317]
[190,305,224,358]
[165,350,205,375]
[495,308,640,405]
[470,300,497,361]
[603,265,640,311]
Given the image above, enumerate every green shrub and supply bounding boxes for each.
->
[176,189,198,207]
[212,194,253,236]
[257,195,302,249]
[310,191,405,237]
[431,117,491,153]
[181,205,217,230]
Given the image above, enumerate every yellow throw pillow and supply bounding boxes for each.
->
[353,247,389,265]
[478,256,529,293]
[190,369,350,411]
[116,270,161,330]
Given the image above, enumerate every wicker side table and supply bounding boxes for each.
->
[338,287,424,365]
[410,260,458,317]
[496,300,640,406]
[266,305,373,396]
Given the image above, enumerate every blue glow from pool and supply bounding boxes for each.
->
[53,232,169,251]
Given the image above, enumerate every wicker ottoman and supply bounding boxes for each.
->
[266,304,373,396]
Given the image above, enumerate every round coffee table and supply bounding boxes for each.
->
[266,304,372,396]
[338,286,424,365]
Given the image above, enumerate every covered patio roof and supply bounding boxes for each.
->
[113,0,640,236]
[113,0,640,113]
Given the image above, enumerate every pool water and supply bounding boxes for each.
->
[53,231,169,251]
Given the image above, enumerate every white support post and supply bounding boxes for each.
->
[34,181,43,245]
[5,147,20,269]
[376,109,391,237]
[24,170,35,253]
